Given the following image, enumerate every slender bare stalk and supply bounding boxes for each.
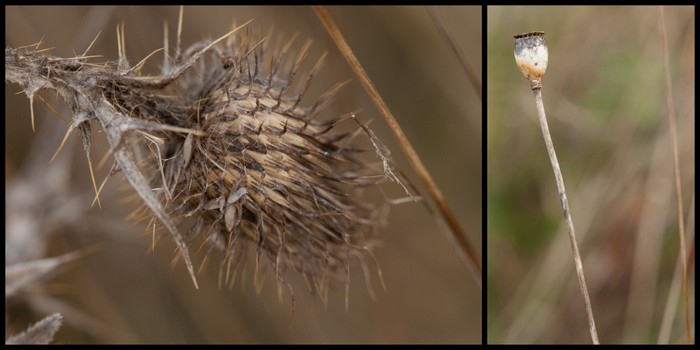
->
[658,7,691,344]
[514,32,598,344]
[657,195,694,344]
[313,6,482,288]
[425,6,481,99]
[531,81,599,344]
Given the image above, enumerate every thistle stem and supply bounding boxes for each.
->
[531,80,599,344]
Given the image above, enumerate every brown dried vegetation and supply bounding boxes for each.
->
[5,18,395,306]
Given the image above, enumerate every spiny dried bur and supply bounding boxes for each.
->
[5,20,400,303]
[149,27,396,300]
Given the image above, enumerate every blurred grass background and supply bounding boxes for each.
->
[5,6,481,343]
[487,6,694,344]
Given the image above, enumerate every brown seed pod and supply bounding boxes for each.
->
[513,31,548,82]
[5,18,397,302]
[146,27,389,297]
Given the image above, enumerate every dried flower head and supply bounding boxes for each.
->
[513,31,548,81]
[146,28,392,298]
[5,16,399,303]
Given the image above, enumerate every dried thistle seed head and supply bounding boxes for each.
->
[133,27,390,297]
[514,31,548,81]
[6,17,398,301]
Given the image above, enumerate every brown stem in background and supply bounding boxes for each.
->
[657,196,694,344]
[658,6,690,344]
[313,6,482,288]
[425,6,481,99]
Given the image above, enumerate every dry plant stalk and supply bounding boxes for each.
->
[313,6,482,288]
[425,6,482,99]
[513,31,599,344]
[5,10,401,306]
[658,7,690,344]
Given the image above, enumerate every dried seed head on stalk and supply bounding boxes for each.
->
[5,17,401,303]
[512,30,599,343]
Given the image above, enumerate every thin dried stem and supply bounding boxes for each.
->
[81,31,101,57]
[425,6,481,99]
[313,6,482,288]
[657,195,694,343]
[530,79,599,344]
[658,7,691,344]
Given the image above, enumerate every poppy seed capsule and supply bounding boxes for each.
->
[514,31,548,81]
[138,29,388,296]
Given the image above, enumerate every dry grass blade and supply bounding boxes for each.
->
[425,6,481,99]
[313,6,482,288]
[658,6,690,344]
[657,195,694,343]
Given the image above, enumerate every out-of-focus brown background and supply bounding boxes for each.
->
[488,6,694,344]
[5,6,481,343]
